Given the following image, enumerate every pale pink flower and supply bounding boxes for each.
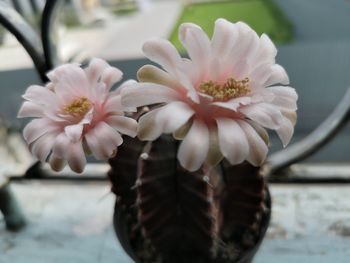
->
[18,58,137,173]
[121,19,298,172]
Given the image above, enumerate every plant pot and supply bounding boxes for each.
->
[108,135,271,263]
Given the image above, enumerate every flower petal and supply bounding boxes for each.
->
[216,118,249,165]
[239,103,284,129]
[263,64,289,87]
[101,67,123,90]
[137,108,163,140]
[49,153,66,172]
[22,85,57,106]
[211,18,239,60]
[238,121,268,166]
[64,124,84,143]
[67,142,86,173]
[156,101,194,133]
[85,58,109,84]
[23,118,59,144]
[137,64,180,89]
[85,122,123,160]
[142,38,182,77]
[106,116,138,137]
[276,117,294,147]
[121,83,179,107]
[211,96,252,111]
[177,119,209,172]
[179,23,211,72]
[206,127,223,166]
[31,131,59,162]
[17,101,44,118]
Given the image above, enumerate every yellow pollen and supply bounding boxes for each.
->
[64,97,92,115]
[199,77,250,101]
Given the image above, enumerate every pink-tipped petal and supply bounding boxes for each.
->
[216,118,249,165]
[106,116,138,137]
[18,101,44,118]
[177,120,209,172]
[121,83,179,107]
[238,121,268,166]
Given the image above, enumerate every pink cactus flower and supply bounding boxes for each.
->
[18,58,137,173]
[121,19,298,172]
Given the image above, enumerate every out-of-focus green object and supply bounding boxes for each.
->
[169,0,293,52]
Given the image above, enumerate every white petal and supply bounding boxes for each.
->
[137,64,179,89]
[228,22,259,67]
[23,118,59,144]
[253,34,277,66]
[17,101,44,118]
[211,18,238,59]
[137,108,163,140]
[268,86,298,100]
[49,64,89,97]
[142,38,182,77]
[104,94,134,114]
[52,133,71,158]
[22,85,57,106]
[211,97,252,111]
[121,83,179,107]
[240,103,284,129]
[177,119,209,172]
[263,64,289,87]
[156,101,194,133]
[106,116,138,137]
[67,142,86,173]
[276,117,294,147]
[85,122,122,160]
[238,121,268,166]
[64,124,84,143]
[216,118,249,165]
[101,67,123,90]
[179,23,211,72]
[85,58,109,84]
[31,131,58,162]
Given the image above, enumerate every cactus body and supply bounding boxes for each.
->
[109,135,270,263]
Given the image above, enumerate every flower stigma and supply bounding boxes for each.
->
[199,77,250,101]
[64,97,92,115]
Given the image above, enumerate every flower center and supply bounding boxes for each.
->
[64,97,92,115]
[199,77,250,101]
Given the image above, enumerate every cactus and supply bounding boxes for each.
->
[109,134,270,263]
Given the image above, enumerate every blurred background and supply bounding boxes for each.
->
[1,1,350,263]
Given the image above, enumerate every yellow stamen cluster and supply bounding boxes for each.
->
[64,97,92,115]
[199,77,250,101]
